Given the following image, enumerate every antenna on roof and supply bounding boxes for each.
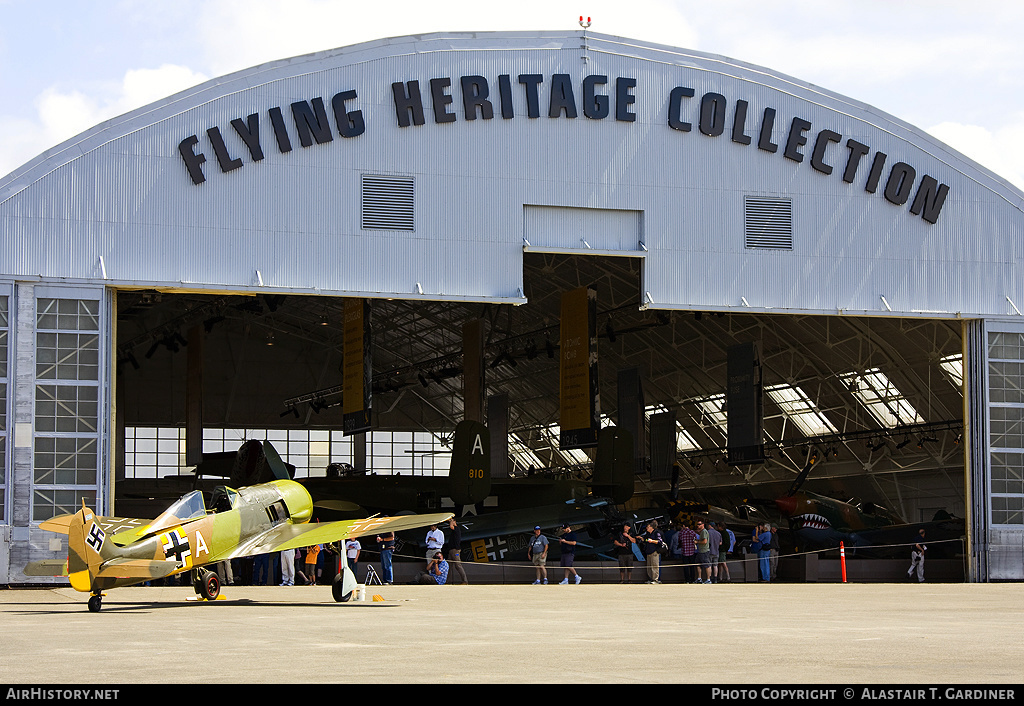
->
[579,16,591,63]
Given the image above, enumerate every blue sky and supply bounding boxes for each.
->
[2,0,1023,189]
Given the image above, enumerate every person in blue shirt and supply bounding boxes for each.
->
[417,551,449,585]
[755,523,773,582]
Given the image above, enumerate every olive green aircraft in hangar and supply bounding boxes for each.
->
[26,478,452,612]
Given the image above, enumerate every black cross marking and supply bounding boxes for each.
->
[162,530,191,563]
[86,524,105,551]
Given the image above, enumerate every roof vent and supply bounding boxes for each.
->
[744,196,792,250]
[361,174,414,231]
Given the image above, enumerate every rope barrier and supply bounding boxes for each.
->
[345,536,968,578]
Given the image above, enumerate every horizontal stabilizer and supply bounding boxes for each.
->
[95,558,182,580]
[23,560,69,577]
[39,515,74,535]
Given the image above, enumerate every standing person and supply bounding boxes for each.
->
[279,549,294,586]
[345,537,361,576]
[707,521,723,583]
[558,524,582,584]
[908,528,927,582]
[718,522,735,583]
[675,522,698,583]
[252,552,270,585]
[425,523,445,564]
[694,519,712,584]
[613,523,636,583]
[640,521,664,584]
[376,530,395,585]
[304,544,321,586]
[768,524,781,581]
[527,526,549,585]
[446,518,468,585]
[755,524,773,583]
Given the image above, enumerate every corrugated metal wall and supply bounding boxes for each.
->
[0,31,1021,316]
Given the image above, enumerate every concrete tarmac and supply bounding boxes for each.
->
[0,582,1021,684]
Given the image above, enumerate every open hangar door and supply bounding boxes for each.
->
[111,252,967,573]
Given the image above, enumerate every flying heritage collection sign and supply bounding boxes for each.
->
[177,71,950,224]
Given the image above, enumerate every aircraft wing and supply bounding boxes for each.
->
[229,512,455,558]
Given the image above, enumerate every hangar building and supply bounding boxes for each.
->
[1,31,1022,582]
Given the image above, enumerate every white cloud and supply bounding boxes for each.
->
[927,120,1024,192]
[0,64,207,178]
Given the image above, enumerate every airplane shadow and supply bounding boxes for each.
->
[8,598,399,614]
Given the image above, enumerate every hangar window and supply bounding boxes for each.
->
[840,368,924,428]
[765,383,837,437]
[744,196,793,250]
[939,353,964,389]
[32,296,102,520]
[694,394,729,440]
[361,174,415,231]
[988,331,1024,525]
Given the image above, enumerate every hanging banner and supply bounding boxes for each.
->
[617,366,646,474]
[343,298,372,435]
[559,286,599,449]
[727,341,765,465]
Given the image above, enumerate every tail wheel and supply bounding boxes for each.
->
[87,595,102,613]
[332,573,352,602]
[201,571,221,601]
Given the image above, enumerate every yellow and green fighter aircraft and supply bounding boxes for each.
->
[27,478,453,612]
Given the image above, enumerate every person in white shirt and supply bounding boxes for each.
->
[425,524,445,564]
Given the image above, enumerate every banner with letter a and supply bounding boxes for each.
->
[343,298,372,435]
[559,286,599,449]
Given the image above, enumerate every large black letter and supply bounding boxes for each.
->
[783,117,812,163]
[668,87,694,132]
[461,76,493,120]
[731,100,752,145]
[498,74,514,118]
[268,106,292,153]
[758,108,778,153]
[909,175,950,224]
[206,126,242,172]
[178,135,207,184]
[291,98,334,147]
[699,93,727,137]
[331,90,365,137]
[865,152,888,194]
[549,74,577,118]
[518,74,543,118]
[616,77,636,122]
[430,78,456,123]
[810,129,841,174]
[842,139,870,183]
[583,75,609,119]
[884,162,916,206]
[230,114,264,161]
[391,81,425,127]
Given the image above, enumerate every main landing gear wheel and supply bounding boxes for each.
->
[88,595,102,613]
[332,573,352,602]
[200,570,221,601]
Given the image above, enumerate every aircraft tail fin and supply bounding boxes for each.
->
[66,501,114,592]
[448,420,491,506]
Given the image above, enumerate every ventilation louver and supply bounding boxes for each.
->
[744,196,793,250]
[361,174,415,231]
